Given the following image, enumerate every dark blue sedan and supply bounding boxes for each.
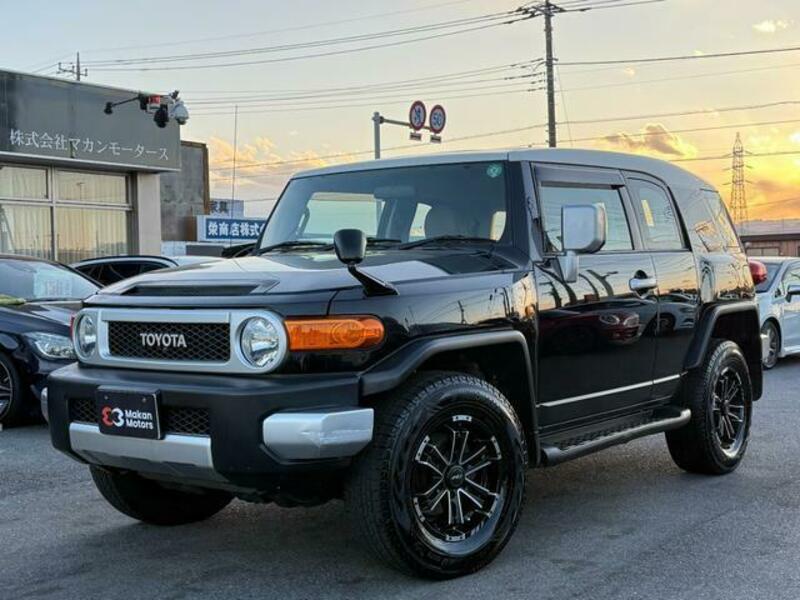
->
[0,255,98,426]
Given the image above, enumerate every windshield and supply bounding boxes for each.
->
[756,261,782,293]
[0,259,98,301]
[259,162,510,251]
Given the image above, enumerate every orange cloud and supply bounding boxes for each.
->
[207,136,362,198]
[602,123,698,158]
[753,19,792,34]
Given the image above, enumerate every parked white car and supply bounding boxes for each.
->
[754,257,800,368]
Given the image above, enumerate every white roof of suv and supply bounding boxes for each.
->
[294,148,712,191]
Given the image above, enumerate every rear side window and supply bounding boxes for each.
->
[539,185,633,252]
[629,180,684,250]
[703,190,741,251]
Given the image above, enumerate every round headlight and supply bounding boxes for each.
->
[239,316,285,370]
[75,314,96,358]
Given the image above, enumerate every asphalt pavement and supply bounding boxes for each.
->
[2,359,800,600]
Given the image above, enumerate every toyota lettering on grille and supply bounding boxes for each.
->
[139,332,188,349]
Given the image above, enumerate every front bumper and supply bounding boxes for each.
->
[47,363,370,490]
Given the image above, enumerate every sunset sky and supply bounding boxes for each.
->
[5,0,800,220]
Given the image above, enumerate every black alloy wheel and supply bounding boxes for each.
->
[711,366,748,459]
[0,353,23,426]
[410,412,506,552]
[0,360,13,419]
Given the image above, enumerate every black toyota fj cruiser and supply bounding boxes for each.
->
[47,149,765,578]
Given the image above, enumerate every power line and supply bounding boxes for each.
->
[209,106,800,176]
[558,60,800,93]
[87,13,530,71]
[191,86,541,117]
[84,11,515,66]
[189,74,543,107]
[559,43,800,67]
[81,0,490,54]
[184,61,529,98]
[675,150,800,163]
[190,81,543,114]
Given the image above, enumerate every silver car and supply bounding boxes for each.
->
[756,257,800,368]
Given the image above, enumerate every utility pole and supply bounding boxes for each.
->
[523,2,565,148]
[543,1,557,148]
[231,105,239,202]
[57,52,87,81]
[372,112,382,159]
[728,133,749,232]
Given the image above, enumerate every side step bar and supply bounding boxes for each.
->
[541,407,691,466]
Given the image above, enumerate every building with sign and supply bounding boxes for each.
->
[0,69,181,262]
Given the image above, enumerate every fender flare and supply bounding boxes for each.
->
[684,301,759,370]
[360,329,539,460]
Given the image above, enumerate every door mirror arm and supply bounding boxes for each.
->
[333,229,397,296]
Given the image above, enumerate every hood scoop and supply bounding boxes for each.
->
[122,280,278,297]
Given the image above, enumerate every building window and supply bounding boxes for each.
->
[0,164,130,262]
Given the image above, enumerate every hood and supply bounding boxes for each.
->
[98,249,516,297]
[0,300,80,331]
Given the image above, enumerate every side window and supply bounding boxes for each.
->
[629,180,684,250]
[105,262,143,283]
[539,185,633,252]
[680,189,722,252]
[784,266,800,290]
[138,262,167,275]
[702,190,742,252]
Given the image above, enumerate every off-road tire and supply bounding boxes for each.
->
[345,371,527,579]
[90,466,233,525]
[0,352,25,427]
[666,339,753,475]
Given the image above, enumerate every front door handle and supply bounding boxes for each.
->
[630,276,658,293]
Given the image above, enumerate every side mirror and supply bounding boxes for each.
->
[748,259,768,286]
[333,228,397,297]
[787,284,800,301]
[558,204,607,283]
[333,229,366,266]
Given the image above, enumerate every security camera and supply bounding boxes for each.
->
[153,104,169,128]
[171,99,189,125]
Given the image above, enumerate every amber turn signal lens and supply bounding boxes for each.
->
[286,317,384,351]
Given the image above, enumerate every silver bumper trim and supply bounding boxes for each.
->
[262,408,374,460]
[69,423,220,479]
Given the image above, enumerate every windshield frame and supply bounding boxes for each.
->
[256,160,525,255]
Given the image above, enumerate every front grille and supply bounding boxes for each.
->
[69,398,96,424]
[108,321,230,362]
[162,406,211,435]
[69,398,210,436]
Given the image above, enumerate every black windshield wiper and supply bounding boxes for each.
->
[255,240,332,255]
[398,235,496,250]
